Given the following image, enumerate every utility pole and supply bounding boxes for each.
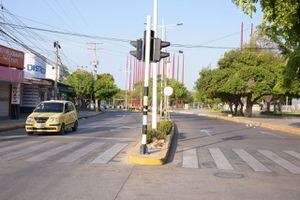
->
[240,22,244,50]
[160,19,167,117]
[53,41,61,100]
[140,15,152,154]
[125,56,129,110]
[87,42,102,110]
[181,51,185,83]
[152,0,158,130]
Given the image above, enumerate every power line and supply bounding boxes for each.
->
[0,22,130,43]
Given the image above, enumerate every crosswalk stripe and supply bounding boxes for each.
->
[58,142,104,163]
[258,150,300,174]
[233,149,270,172]
[26,142,82,162]
[209,148,233,170]
[284,151,300,160]
[91,143,128,164]
[0,141,40,154]
[0,141,56,161]
[182,149,199,168]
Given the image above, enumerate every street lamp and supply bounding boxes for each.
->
[159,21,183,117]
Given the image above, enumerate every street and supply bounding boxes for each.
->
[0,111,299,199]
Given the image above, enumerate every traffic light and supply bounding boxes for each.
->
[152,38,170,62]
[130,39,143,60]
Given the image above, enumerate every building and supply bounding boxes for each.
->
[19,52,74,114]
[0,45,24,118]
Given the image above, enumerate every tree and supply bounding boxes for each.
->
[232,0,300,51]
[128,76,191,107]
[195,38,286,117]
[232,0,300,80]
[64,69,94,103]
[94,73,118,104]
[166,79,191,104]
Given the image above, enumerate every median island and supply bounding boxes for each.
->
[129,120,175,165]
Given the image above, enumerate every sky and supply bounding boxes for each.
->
[1,0,263,90]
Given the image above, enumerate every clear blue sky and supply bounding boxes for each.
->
[2,0,263,90]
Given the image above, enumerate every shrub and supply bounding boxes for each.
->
[146,125,155,144]
[146,120,173,143]
[157,120,173,140]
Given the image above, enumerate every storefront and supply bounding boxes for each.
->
[0,45,24,118]
[20,53,53,114]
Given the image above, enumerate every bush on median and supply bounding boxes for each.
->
[146,120,173,144]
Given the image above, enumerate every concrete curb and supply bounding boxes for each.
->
[0,111,106,133]
[178,111,300,136]
[128,124,175,166]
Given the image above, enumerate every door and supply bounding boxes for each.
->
[63,103,71,128]
[0,83,10,117]
[68,102,77,125]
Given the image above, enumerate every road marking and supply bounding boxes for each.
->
[233,149,270,172]
[209,148,233,170]
[182,148,199,168]
[26,142,82,162]
[0,141,40,154]
[91,143,128,164]
[40,136,136,142]
[259,131,286,139]
[200,129,211,136]
[258,150,300,174]
[284,151,300,160]
[58,142,104,163]
[1,141,56,161]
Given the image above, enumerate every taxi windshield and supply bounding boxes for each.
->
[34,102,64,113]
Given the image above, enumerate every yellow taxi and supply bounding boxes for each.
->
[25,100,78,136]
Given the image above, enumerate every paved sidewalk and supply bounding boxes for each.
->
[175,109,300,135]
[0,110,104,132]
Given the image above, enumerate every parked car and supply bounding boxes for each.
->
[25,100,78,136]
[100,103,108,110]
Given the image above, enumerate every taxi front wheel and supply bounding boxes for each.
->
[59,123,66,135]
[72,120,78,132]
[26,132,34,136]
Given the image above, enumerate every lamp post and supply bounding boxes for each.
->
[159,21,183,117]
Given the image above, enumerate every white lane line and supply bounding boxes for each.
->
[40,136,136,142]
[200,129,211,136]
[258,150,300,174]
[91,143,128,164]
[0,141,40,154]
[209,148,233,170]
[259,131,286,139]
[182,148,199,168]
[0,141,56,161]
[233,149,270,172]
[284,151,300,160]
[26,142,82,162]
[58,142,104,163]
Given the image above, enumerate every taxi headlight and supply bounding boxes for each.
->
[26,117,34,123]
[48,117,59,123]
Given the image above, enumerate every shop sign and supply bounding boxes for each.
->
[11,84,21,104]
[0,45,24,70]
[24,53,46,79]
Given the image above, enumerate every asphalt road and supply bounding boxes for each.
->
[0,111,299,200]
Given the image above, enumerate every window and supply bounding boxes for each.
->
[64,103,69,113]
[34,103,64,113]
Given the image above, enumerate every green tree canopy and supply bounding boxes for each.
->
[94,73,118,101]
[64,69,94,99]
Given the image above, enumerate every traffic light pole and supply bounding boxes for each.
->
[152,0,158,130]
[140,15,152,154]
